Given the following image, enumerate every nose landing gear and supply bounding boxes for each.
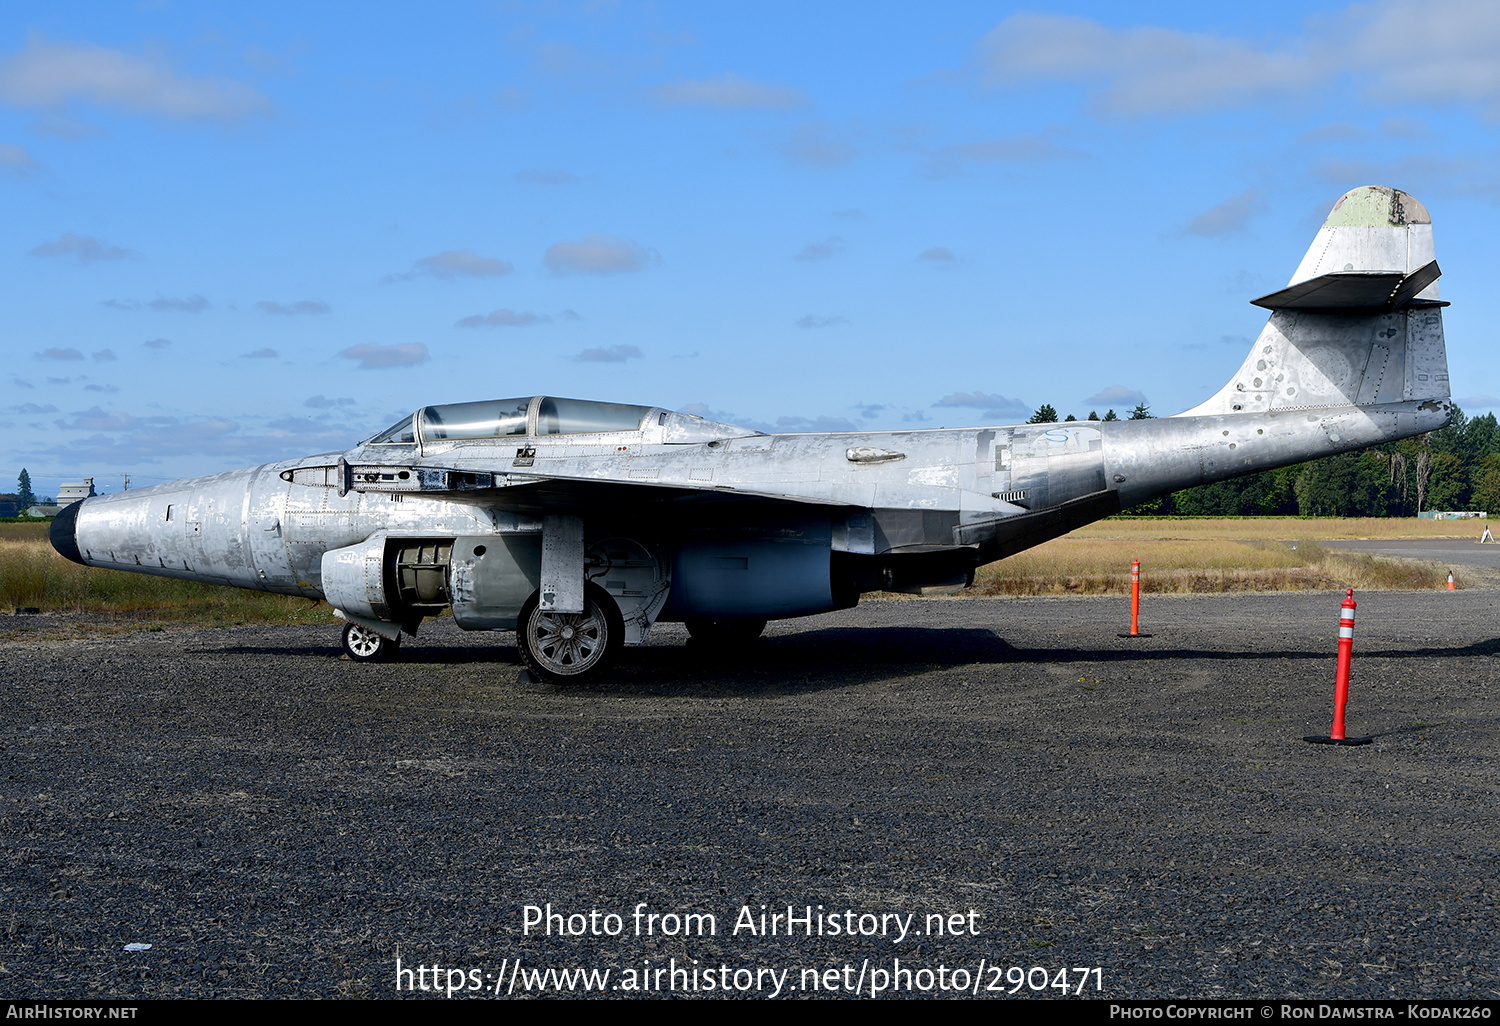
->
[342,621,402,662]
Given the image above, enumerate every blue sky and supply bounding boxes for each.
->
[5,1,1500,498]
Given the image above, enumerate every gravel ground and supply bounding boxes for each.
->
[2,590,1497,1000]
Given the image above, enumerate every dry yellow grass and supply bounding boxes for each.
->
[973,537,1453,595]
[0,527,335,624]
[1073,516,1486,541]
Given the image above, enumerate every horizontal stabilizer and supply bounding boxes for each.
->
[1251,260,1443,312]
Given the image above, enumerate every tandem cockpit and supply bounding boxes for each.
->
[363,396,760,450]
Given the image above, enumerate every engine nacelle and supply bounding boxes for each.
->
[320,533,395,621]
[321,530,671,642]
[661,515,835,620]
[448,534,542,630]
[321,533,459,624]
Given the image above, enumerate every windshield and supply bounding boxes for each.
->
[368,414,416,444]
[421,398,531,441]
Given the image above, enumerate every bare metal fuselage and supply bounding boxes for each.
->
[50,185,1455,677]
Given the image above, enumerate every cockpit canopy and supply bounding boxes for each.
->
[367,396,656,445]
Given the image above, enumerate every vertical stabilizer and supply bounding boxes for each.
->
[1181,185,1449,419]
[1290,185,1437,299]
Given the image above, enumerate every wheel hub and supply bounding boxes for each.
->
[528,603,609,676]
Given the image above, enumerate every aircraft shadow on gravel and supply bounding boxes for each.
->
[197,627,1500,700]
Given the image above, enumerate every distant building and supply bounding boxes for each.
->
[57,478,96,505]
[1418,510,1488,520]
[25,477,96,518]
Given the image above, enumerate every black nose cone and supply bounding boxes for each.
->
[49,500,86,565]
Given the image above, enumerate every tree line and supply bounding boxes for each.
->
[1028,402,1499,517]
[0,469,48,517]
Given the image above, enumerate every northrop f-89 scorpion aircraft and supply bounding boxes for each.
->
[51,186,1453,681]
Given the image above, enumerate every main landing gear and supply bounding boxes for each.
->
[518,584,624,684]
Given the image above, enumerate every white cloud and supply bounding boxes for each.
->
[795,314,848,329]
[149,294,208,313]
[575,345,642,363]
[0,36,270,121]
[410,249,514,280]
[495,86,531,111]
[45,405,366,466]
[142,337,170,349]
[781,121,859,168]
[456,308,547,328]
[36,347,84,361]
[56,405,142,431]
[1182,189,1263,237]
[1381,116,1431,139]
[1346,1,1500,109]
[257,300,329,316]
[91,349,115,362]
[1316,154,1500,201]
[546,233,654,275]
[795,237,846,262]
[924,132,1087,177]
[917,247,956,262]
[0,143,39,175]
[933,391,1032,421]
[678,403,742,424]
[1086,385,1148,406]
[304,395,356,409]
[243,348,278,359]
[774,415,859,433]
[338,343,429,370]
[33,114,102,139]
[29,231,136,262]
[975,3,1500,118]
[652,73,806,110]
[1299,122,1365,144]
[976,13,1318,115]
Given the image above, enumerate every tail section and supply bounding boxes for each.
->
[1181,185,1450,418]
[1101,186,1452,511]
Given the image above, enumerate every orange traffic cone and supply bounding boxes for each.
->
[1447,572,1456,590]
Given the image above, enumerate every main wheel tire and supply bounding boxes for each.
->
[518,584,623,683]
[684,618,766,647]
[342,622,401,662]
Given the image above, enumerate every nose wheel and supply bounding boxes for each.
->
[519,585,622,683]
[342,622,401,662]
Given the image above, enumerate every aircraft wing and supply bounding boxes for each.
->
[280,457,860,513]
